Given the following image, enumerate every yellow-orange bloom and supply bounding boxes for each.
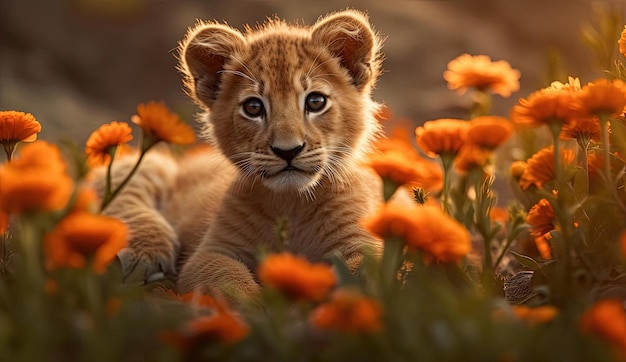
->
[574,78,626,119]
[443,54,520,97]
[85,121,133,166]
[131,102,195,145]
[310,288,382,333]
[415,119,470,158]
[620,26,626,57]
[527,199,555,260]
[362,202,471,263]
[368,130,444,192]
[0,110,41,144]
[511,305,559,325]
[0,209,8,234]
[489,207,509,223]
[257,252,336,301]
[560,117,602,142]
[374,126,419,156]
[179,292,218,310]
[509,160,527,180]
[580,299,626,355]
[44,211,128,273]
[368,151,443,191]
[510,87,577,128]
[0,142,73,214]
[163,302,249,349]
[518,146,576,190]
[467,116,514,150]
[71,187,99,213]
[454,144,493,173]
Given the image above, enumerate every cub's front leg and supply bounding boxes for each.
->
[90,152,180,281]
[177,249,262,308]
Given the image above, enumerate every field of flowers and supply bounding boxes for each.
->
[1,10,626,362]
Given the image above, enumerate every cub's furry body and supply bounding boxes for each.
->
[99,10,385,305]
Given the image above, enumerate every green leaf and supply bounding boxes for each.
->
[510,251,543,271]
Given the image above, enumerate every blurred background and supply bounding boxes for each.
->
[1,0,625,144]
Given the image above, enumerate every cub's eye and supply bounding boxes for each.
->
[242,98,265,118]
[305,93,327,113]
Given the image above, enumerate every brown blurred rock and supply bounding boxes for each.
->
[0,0,624,144]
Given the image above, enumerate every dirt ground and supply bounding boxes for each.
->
[1,0,625,144]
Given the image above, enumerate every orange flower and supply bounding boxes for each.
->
[0,141,73,214]
[179,292,218,310]
[310,288,382,333]
[509,160,527,180]
[527,199,555,260]
[467,116,514,150]
[415,119,470,158]
[374,126,419,156]
[164,308,249,349]
[511,305,559,325]
[0,209,8,234]
[85,121,133,166]
[574,78,626,119]
[257,252,336,301]
[367,150,444,191]
[510,87,577,128]
[0,110,41,143]
[71,187,99,213]
[454,144,493,173]
[489,207,509,223]
[44,211,128,273]
[131,101,196,146]
[560,117,602,142]
[580,299,626,355]
[518,146,576,190]
[620,25,626,57]
[0,111,42,158]
[443,54,520,97]
[362,202,471,262]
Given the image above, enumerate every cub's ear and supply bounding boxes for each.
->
[179,23,245,107]
[311,10,382,92]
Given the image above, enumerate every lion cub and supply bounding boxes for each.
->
[100,10,385,306]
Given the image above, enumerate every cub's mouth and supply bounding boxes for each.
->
[282,165,300,172]
[263,165,313,178]
[260,165,322,191]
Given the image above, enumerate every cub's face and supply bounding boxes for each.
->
[180,10,382,192]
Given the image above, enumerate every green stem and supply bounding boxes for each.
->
[382,177,399,202]
[577,135,591,198]
[380,236,404,291]
[548,119,574,303]
[470,89,492,119]
[99,140,157,212]
[440,153,454,215]
[471,170,495,292]
[102,146,117,204]
[2,142,16,162]
[493,236,514,272]
[598,115,626,214]
[16,216,46,362]
[18,217,44,289]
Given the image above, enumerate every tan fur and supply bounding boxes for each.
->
[94,10,385,307]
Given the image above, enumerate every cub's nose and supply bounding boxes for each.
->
[271,143,305,163]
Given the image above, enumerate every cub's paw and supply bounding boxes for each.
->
[116,238,178,284]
